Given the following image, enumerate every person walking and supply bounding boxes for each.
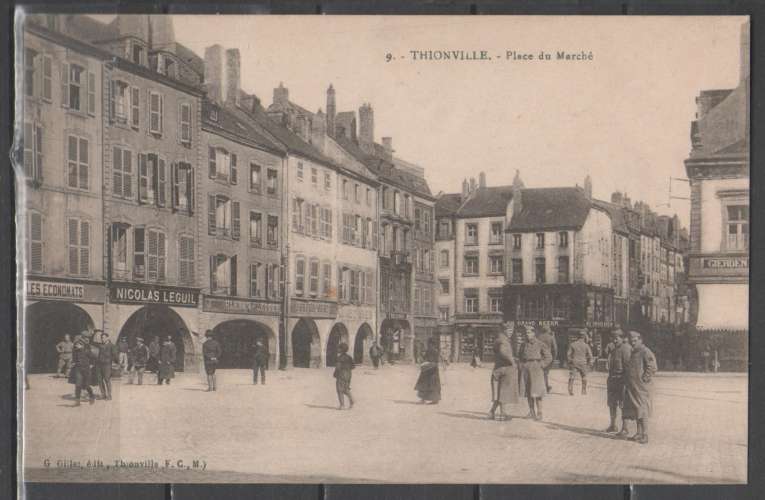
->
[369,341,382,369]
[414,337,441,404]
[488,323,519,421]
[567,329,593,395]
[333,342,355,409]
[117,337,130,374]
[537,325,558,393]
[55,334,74,378]
[129,337,150,385]
[157,336,177,385]
[202,330,222,392]
[68,333,95,406]
[252,339,269,385]
[519,326,552,421]
[93,332,118,400]
[621,331,658,444]
[606,329,632,433]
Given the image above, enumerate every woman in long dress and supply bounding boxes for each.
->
[414,338,441,404]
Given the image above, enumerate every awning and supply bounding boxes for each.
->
[696,283,748,331]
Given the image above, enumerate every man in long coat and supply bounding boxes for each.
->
[621,331,657,444]
[537,325,558,393]
[606,329,632,433]
[129,337,150,385]
[202,330,222,391]
[567,329,593,395]
[93,332,119,400]
[157,336,177,385]
[148,336,161,373]
[68,333,95,406]
[519,326,553,421]
[489,323,519,421]
[252,339,269,385]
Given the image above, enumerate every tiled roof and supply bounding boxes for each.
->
[509,187,591,231]
[435,193,462,217]
[457,186,514,218]
[176,43,205,78]
[592,199,628,235]
[202,99,285,155]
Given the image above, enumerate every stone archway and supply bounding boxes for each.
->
[292,318,320,368]
[119,305,193,372]
[353,323,374,364]
[24,301,95,374]
[326,323,349,367]
[212,319,276,368]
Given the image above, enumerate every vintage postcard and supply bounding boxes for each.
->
[15,14,748,484]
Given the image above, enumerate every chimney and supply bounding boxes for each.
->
[358,103,374,153]
[382,137,393,159]
[469,177,477,192]
[583,174,592,200]
[273,82,289,107]
[203,44,225,104]
[295,114,309,142]
[512,178,523,218]
[512,169,525,190]
[462,179,470,199]
[311,108,326,151]
[479,171,486,189]
[326,84,336,137]
[225,48,241,106]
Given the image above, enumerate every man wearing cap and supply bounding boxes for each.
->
[68,332,95,406]
[117,336,130,374]
[519,325,552,420]
[567,329,593,395]
[55,334,73,378]
[252,339,269,385]
[537,325,558,393]
[488,322,519,421]
[202,330,222,391]
[129,337,150,385]
[606,329,632,433]
[93,332,119,400]
[621,331,657,444]
[157,335,177,385]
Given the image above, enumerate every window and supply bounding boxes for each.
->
[423,288,432,315]
[534,257,546,284]
[354,184,360,203]
[111,224,128,278]
[179,236,195,285]
[464,255,479,275]
[23,122,43,183]
[130,87,140,129]
[489,255,503,274]
[311,167,318,186]
[210,108,218,122]
[382,187,389,209]
[27,212,43,273]
[131,42,144,65]
[87,71,96,115]
[295,256,305,295]
[440,249,449,268]
[249,211,263,246]
[110,80,129,123]
[67,135,88,190]
[149,91,164,134]
[211,254,236,295]
[403,195,410,218]
[464,293,478,313]
[342,179,349,200]
[138,153,166,206]
[413,287,420,314]
[133,228,145,279]
[393,191,400,214]
[439,220,450,238]
[512,258,523,283]
[208,195,239,239]
[439,307,449,322]
[557,256,570,283]
[536,233,545,249]
[465,224,478,245]
[297,162,304,181]
[179,102,192,144]
[725,205,749,251]
[172,162,193,214]
[112,146,133,198]
[320,207,333,240]
[366,188,372,206]
[24,48,37,97]
[146,229,166,282]
[322,262,332,297]
[558,231,569,248]
[250,263,261,297]
[552,294,571,320]
[67,218,90,276]
[267,169,278,195]
[490,296,502,313]
[513,234,522,250]
[349,269,359,302]
[250,163,261,193]
[414,208,421,231]
[337,267,346,301]
[309,258,319,295]
[208,147,233,182]
[267,216,278,248]
[230,154,238,185]
[62,63,92,113]
[440,279,450,294]
[423,210,431,235]
[490,222,503,244]
[324,172,331,190]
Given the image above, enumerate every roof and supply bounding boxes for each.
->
[176,43,205,78]
[508,187,591,231]
[435,193,462,217]
[592,199,628,235]
[457,186,514,218]
[202,99,285,155]
[65,15,117,42]
[689,83,748,159]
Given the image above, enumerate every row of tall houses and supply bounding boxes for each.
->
[684,21,749,371]
[434,172,689,365]
[19,14,436,374]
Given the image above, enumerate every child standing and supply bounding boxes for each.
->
[334,342,355,410]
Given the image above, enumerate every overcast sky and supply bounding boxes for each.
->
[155,15,745,226]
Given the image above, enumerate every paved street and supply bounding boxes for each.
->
[22,364,746,484]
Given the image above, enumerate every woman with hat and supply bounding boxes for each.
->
[518,325,552,420]
[202,330,222,391]
[414,337,442,404]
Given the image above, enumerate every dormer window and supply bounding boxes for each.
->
[210,107,218,122]
[131,42,144,66]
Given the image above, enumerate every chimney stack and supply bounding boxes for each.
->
[512,170,523,217]
[479,171,486,189]
[469,177,477,192]
[273,82,289,107]
[326,84,336,137]
[512,169,525,190]
[203,44,225,104]
[225,48,241,106]
[382,137,393,159]
[358,103,374,153]
[583,174,592,200]
[311,108,326,151]
[462,179,469,199]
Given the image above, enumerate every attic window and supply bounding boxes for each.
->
[210,108,218,122]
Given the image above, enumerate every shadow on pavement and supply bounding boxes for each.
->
[541,420,625,440]
[438,411,490,421]
[304,404,341,411]
[633,465,742,484]
[391,399,423,405]
[181,387,210,392]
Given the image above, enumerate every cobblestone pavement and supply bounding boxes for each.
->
[21,364,746,484]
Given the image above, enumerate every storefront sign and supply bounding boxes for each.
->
[585,320,614,329]
[109,282,199,307]
[290,298,338,319]
[690,255,749,281]
[702,256,748,269]
[513,319,564,329]
[203,295,280,316]
[25,278,105,304]
[455,313,503,324]
[338,305,374,321]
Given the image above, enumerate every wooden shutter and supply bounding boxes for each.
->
[147,230,158,281]
[186,165,194,216]
[137,153,145,203]
[159,94,164,133]
[208,147,216,178]
[80,221,90,276]
[157,232,166,281]
[208,195,216,236]
[230,255,237,296]
[232,201,241,240]
[108,80,115,122]
[157,157,166,207]
[68,219,78,274]
[209,255,216,292]
[112,147,122,196]
[61,63,69,108]
[29,213,43,272]
[170,162,178,211]
[87,71,96,115]
[150,154,159,206]
[230,154,238,184]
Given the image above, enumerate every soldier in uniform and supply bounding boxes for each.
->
[334,342,355,409]
[157,336,177,385]
[55,334,73,378]
[202,330,222,391]
[252,339,269,385]
[518,326,552,420]
[567,329,593,395]
[537,325,558,393]
[606,329,632,433]
[68,333,95,406]
[129,337,150,385]
[93,332,119,400]
[621,331,658,444]
[488,322,519,421]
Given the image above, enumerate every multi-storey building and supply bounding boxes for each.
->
[20,16,107,373]
[685,21,749,371]
[434,193,462,361]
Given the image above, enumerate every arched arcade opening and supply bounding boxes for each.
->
[24,301,95,374]
[118,305,193,372]
[292,318,320,368]
[353,323,374,364]
[212,320,276,368]
[326,323,349,367]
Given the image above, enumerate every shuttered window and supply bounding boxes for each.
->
[28,212,43,273]
[179,236,195,285]
[130,87,140,128]
[67,218,90,276]
[295,256,305,295]
[172,162,193,214]
[249,262,261,298]
[146,229,166,282]
[112,146,133,198]
[67,135,88,190]
[23,122,43,183]
[179,102,192,144]
[149,91,163,134]
[134,228,146,279]
[309,258,319,296]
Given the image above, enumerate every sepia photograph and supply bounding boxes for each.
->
[15,14,749,485]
